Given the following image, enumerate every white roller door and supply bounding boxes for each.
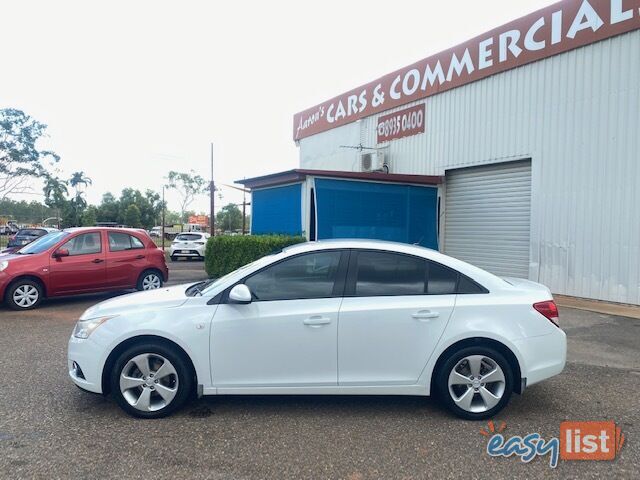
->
[444,160,532,279]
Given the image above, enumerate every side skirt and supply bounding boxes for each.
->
[202,385,428,396]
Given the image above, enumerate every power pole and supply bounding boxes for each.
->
[161,185,166,248]
[210,142,215,236]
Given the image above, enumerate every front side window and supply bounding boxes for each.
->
[61,232,102,256]
[354,251,426,296]
[108,232,144,251]
[244,251,342,301]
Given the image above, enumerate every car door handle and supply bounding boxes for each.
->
[92,258,104,264]
[135,254,145,259]
[303,316,331,327]
[412,310,440,321]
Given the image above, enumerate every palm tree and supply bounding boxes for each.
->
[43,175,68,207]
[69,171,92,199]
[69,171,92,226]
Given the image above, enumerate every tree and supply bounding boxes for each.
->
[166,170,206,224]
[164,210,181,225]
[68,171,92,226]
[216,203,243,232]
[43,175,68,211]
[124,204,142,227]
[96,192,119,223]
[69,171,92,199]
[0,109,60,199]
[81,205,97,226]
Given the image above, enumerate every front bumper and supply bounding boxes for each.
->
[68,335,104,394]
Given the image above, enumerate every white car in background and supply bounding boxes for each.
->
[68,239,566,419]
[169,232,210,261]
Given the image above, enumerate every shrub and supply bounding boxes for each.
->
[204,234,306,278]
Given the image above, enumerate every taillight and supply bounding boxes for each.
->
[533,300,559,327]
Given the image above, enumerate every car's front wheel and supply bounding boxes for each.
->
[436,346,513,420]
[6,279,44,310]
[110,342,193,418]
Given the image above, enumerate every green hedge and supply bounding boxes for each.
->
[204,234,307,278]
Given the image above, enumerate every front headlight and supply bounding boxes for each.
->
[73,315,118,339]
[0,260,8,272]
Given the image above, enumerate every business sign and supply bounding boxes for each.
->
[293,0,640,140]
[377,104,425,143]
[188,215,209,225]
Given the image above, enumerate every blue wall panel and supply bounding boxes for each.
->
[251,184,302,235]
[314,179,438,248]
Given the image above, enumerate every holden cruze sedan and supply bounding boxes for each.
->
[68,239,566,420]
[0,227,168,310]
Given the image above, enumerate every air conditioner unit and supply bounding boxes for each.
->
[360,151,389,173]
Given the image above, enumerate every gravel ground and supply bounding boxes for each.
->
[0,261,638,479]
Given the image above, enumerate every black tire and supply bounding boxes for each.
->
[170,255,177,262]
[110,341,194,418]
[136,269,163,291]
[435,345,513,420]
[5,279,44,310]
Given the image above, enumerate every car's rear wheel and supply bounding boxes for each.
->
[436,346,513,420]
[6,279,43,310]
[110,342,193,418]
[137,270,163,291]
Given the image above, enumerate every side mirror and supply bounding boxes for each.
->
[228,284,252,304]
[53,248,69,258]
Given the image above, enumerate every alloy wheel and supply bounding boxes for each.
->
[13,284,39,308]
[119,353,179,412]
[447,355,506,413]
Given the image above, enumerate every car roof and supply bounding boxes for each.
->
[63,226,148,235]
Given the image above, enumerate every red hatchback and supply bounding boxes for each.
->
[0,227,169,310]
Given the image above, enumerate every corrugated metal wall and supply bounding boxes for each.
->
[298,30,640,305]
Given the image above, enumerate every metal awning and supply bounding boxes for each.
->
[236,169,442,190]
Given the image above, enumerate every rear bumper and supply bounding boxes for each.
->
[169,247,205,257]
[514,328,567,387]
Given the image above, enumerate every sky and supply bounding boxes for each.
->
[0,0,556,216]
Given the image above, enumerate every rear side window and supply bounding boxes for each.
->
[108,232,145,251]
[354,251,426,296]
[349,250,487,296]
[457,274,488,294]
[426,261,459,295]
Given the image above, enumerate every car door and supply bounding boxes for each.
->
[211,250,348,388]
[105,231,148,288]
[48,231,107,294]
[338,250,457,386]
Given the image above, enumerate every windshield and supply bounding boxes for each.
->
[176,233,202,241]
[17,229,45,237]
[18,231,70,254]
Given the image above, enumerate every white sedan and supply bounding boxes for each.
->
[169,232,210,261]
[68,239,566,419]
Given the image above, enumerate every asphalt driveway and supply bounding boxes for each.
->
[0,260,638,479]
